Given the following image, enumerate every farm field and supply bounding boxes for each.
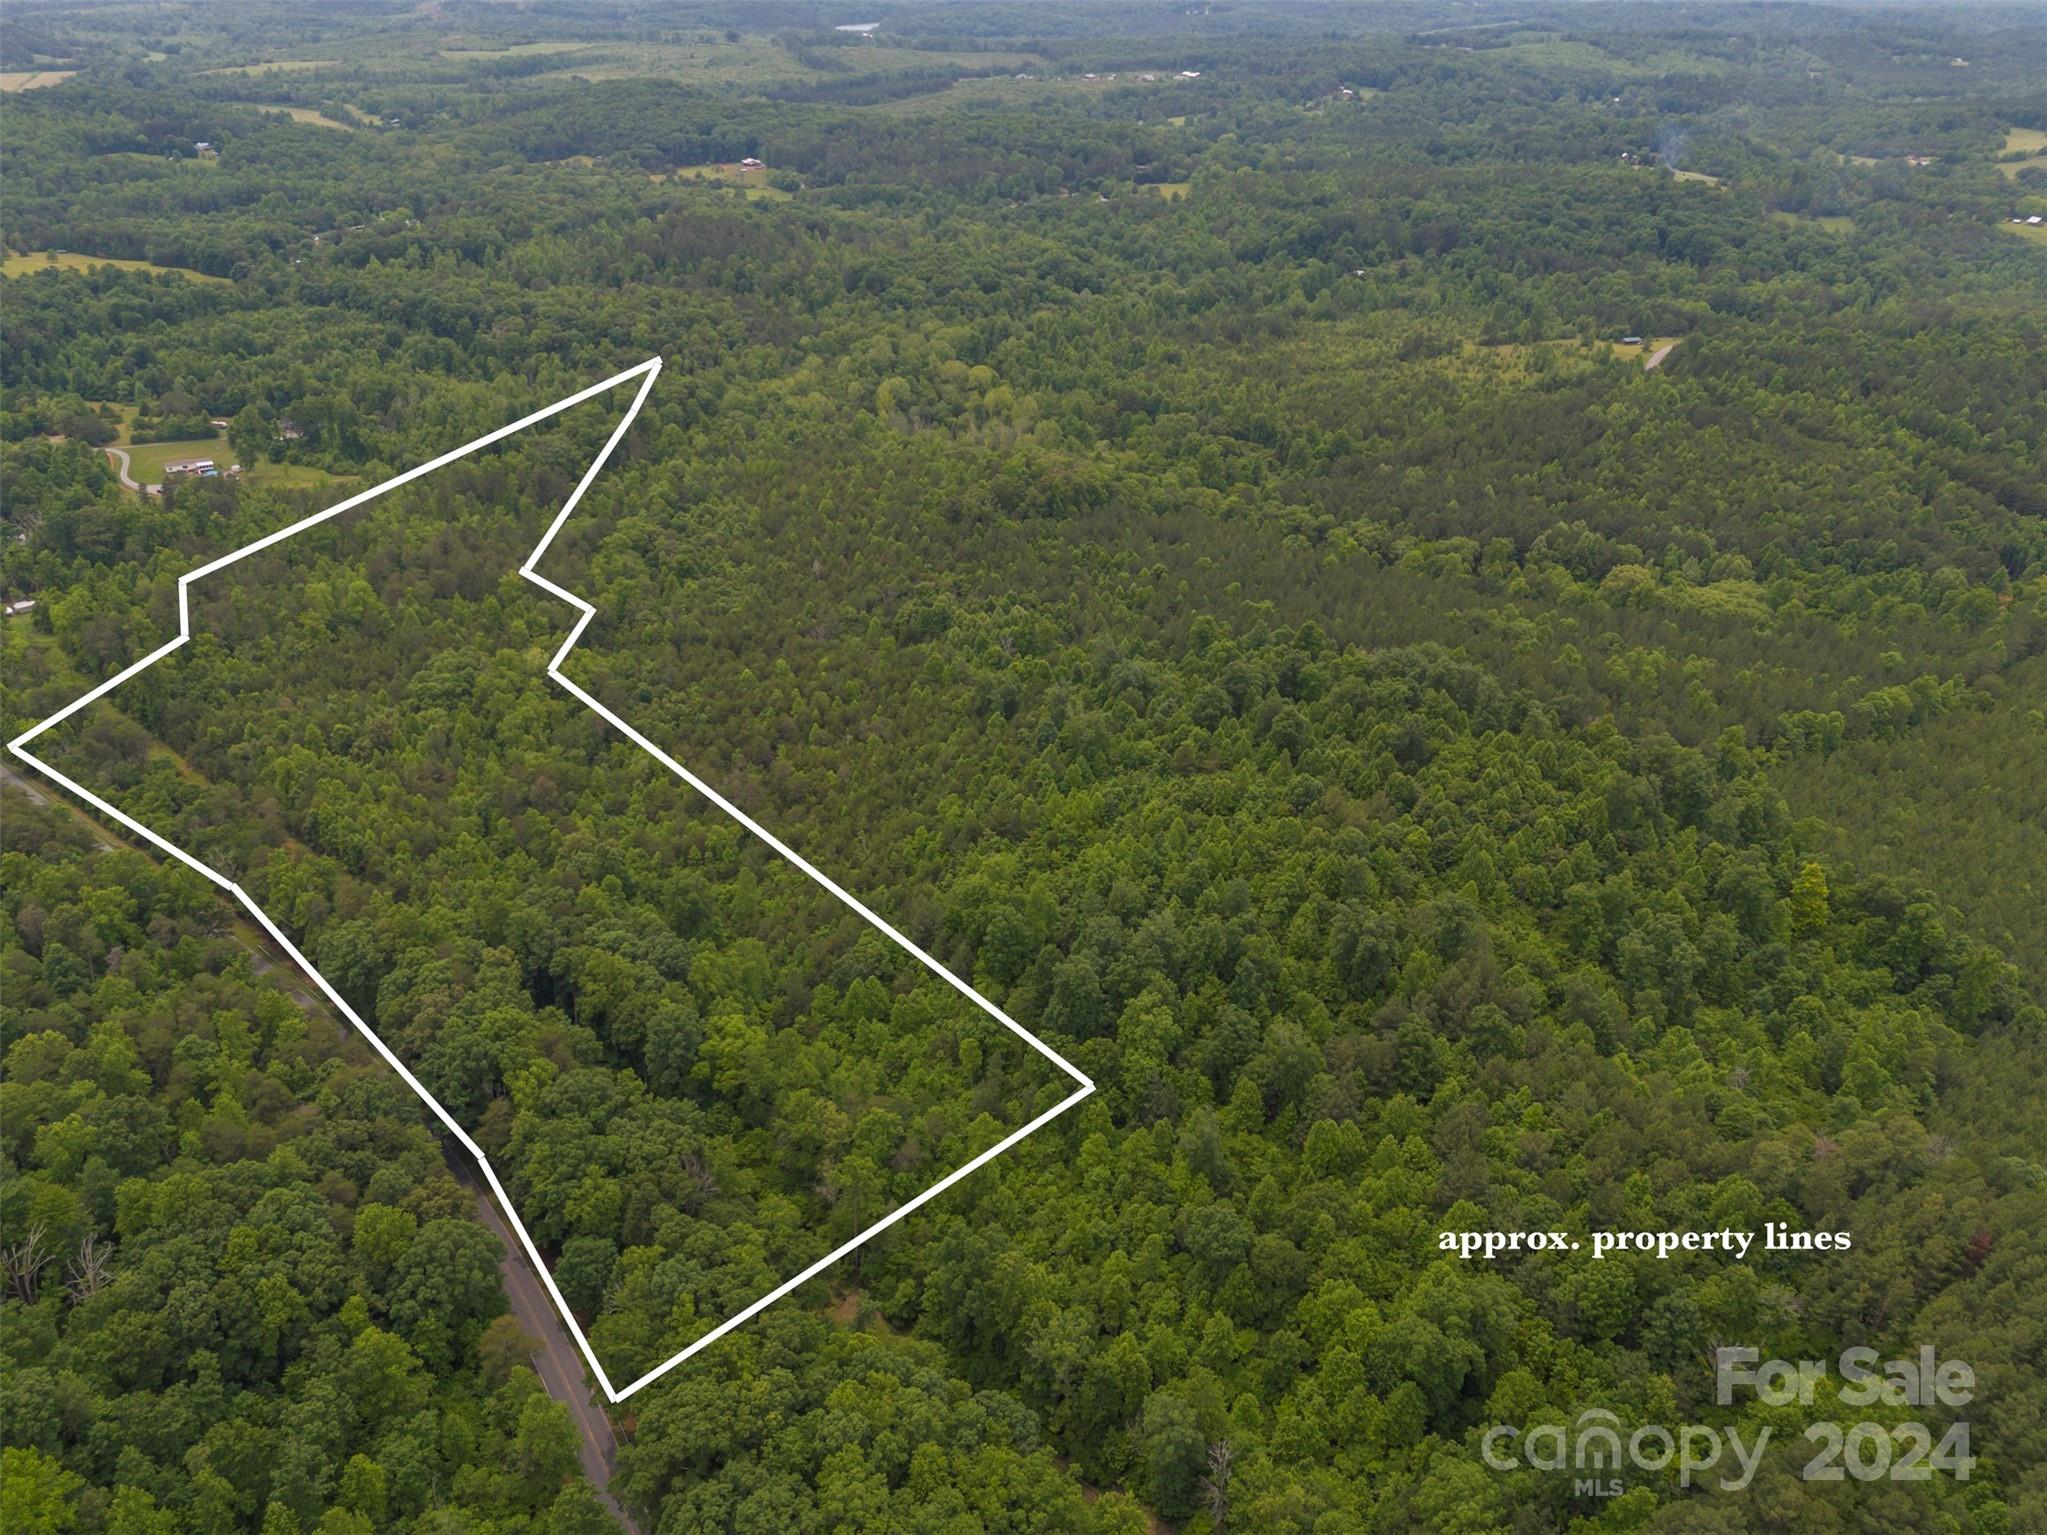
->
[0,70,76,91]
[112,434,345,490]
[438,40,593,60]
[650,162,792,198]
[2,249,228,282]
[1770,209,1856,232]
[197,58,336,76]
[87,403,348,492]
[222,101,355,129]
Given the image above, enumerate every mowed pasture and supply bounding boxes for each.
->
[1996,128,2047,179]
[1770,210,1856,233]
[438,40,592,60]
[1475,335,1684,377]
[99,408,348,493]
[651,162,793,199]
[198,59,336,76]
[1,71,77,91]
[3,250,229,283]
[225,102,355,130]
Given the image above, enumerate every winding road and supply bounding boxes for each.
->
[102,446,159,495]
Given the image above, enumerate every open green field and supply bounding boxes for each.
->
[198,59,335,76]
[535,37,805,86]
[116,436,228,484]
[1771,209,1856,232]
[1476,335,1684,377]
[97,152,220,169]
[224,101,355,129]
[1609,334,1683,363]
[93,404,348,492]
[114,435,347,491]
[2002,221,2047,245]
[653,162,793,199]
[3,250,229,283]
[1142,180,1191,200]
[0,70,76,91]
[858,65,1198,116]
[438,40,592,60]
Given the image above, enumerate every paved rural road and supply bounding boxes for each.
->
[2,762,639,1532]
[451,1156,642,1534]
[1644,340,1681,370]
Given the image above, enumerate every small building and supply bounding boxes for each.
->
[209,417,231,429]
[276,420,303,441]
[163,457,215,477]
[740,156,764,169]
[4,599,37,617]
[1620,335,1644,345]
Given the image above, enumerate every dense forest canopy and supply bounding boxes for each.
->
[3,2,2045,1533]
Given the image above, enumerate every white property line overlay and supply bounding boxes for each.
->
[10,357,1094,1404]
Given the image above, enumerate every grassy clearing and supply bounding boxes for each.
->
[115,435,347,491]
[1770,210,1855,233]
[652,162,793,199]
[97,152,220,170]
[1610,335,1682,365]
[0,71,77,91]
[226,102,355,130]
[841,45,1043,73]
[3,250,229,284]
[2001,128,2047,156]
[536,37,803,86]
[1473,336,1679,377]
[1670,168,1724,186]
[439,40,592,60]
[860,67,1196,117]
[1997,155,2047,180]
[199,59,335,76]
[245,461,347,490]
[119,437,226,484]
[2002,222,2047,246]
[1143,181,1191,201]
[95,405,348,492]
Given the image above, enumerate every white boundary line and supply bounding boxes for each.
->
[9,357,1094,1403]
